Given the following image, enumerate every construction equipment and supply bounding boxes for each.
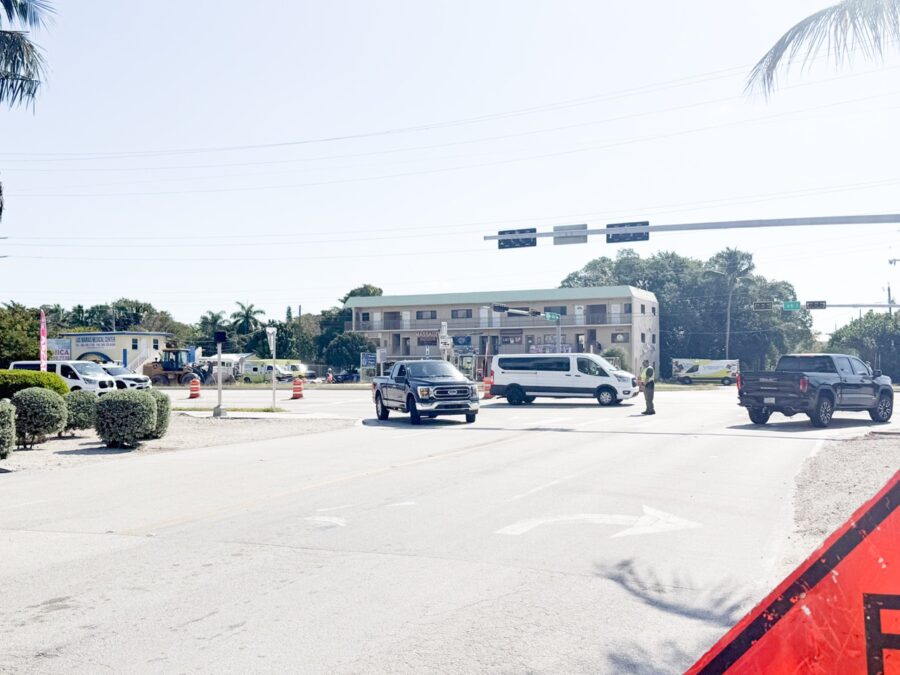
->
[143,348,207,386]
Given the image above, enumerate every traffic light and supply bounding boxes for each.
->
[498,228,538,249]
[606,221,650,243]
[529,310,542,316]
[805,301,827,310]
[492,304,510,313]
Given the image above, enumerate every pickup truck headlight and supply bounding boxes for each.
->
[417,386,431,399]
[470,386,479,398]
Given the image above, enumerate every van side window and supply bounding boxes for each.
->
[60,365,79,380]
[577,358,603,377]
[46,364,57,373]
[497,358,534,371]
[535,358,570,372]
[13,363,40,371]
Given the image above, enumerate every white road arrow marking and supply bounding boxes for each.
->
[495,506,701,538]
[303,516,347,527]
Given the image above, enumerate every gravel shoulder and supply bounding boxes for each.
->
[0,414,356,474]
[777,431,900,577]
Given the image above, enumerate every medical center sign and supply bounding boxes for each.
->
[72,335,117,353]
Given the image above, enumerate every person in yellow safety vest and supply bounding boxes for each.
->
[640,360,656,415]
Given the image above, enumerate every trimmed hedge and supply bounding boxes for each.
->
[12,387,68,448]
[144,389,170,439]
[0,371,69,399]
[96,391,156,448]
[0,399,14,460]
[65,390,97,432]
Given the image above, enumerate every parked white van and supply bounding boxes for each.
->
[490,353,638,406]
[9,360,117,394]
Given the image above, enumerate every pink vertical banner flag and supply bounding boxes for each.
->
[39,309,48,372]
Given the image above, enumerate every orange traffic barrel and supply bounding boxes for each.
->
[291,378,304,400]
[188,378,201,399]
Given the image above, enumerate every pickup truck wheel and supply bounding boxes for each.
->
[869,393,893,423]
[721,377,733,386]
[407,396,422,425]
[809,396,834,428]
[523,396,536,404]
[680,377,692,385]
[596,387,616,406]
[375,394,390,420]
[506,386,526,406]
[748,407,770,425]
[465,413,477,423]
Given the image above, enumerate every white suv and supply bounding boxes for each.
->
[490,353,638,406]
[100,364,152,390]
[9,360,117,394]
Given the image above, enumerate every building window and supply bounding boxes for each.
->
[652,334,656,344]
[361,312,370,322]
[543,305,567,316]
[641,304,646,314]
[624,303,632,314]
[526,335,534,345]
[451,309,473,319]
[417,336,437,346]
[152,339,159,350]
[651,306,656,316]
[131,338,138,350]
[416,310,436,320]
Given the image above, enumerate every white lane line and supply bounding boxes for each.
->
[496,507,702,537]
[386,501,416,507]
[0,500,47,511]
[316,504,354,512]
[506,473,579,503]
[303,516,347,527]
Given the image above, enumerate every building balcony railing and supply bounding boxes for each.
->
[347,313,633,332]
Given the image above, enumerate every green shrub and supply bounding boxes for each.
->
[95,391,157,448]
[12,387,68,448]
[65,390,97,433]
[144,389,171,439]
[0,371,68,399]
[0,399,14,460]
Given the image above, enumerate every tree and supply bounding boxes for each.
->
[0,0,48,108]
[704,248,755,360]
[829,310,900,379]
[0,301,39,367]
[324,332,374,371]
[340,284,383,304]
[197,310,229,342]
[230,301,265,335]
[285,306,293,323]
[747,0,900,95]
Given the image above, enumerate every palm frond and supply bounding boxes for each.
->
[0,0,52,29]
[747,0,900,96]
[0,29,44,107]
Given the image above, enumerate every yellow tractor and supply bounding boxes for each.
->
[143,348,207,386]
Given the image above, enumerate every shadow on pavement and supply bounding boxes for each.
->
[360,418,468,429]
[56,446,132,456]
[596,559,752,674]
[727,418,878,434]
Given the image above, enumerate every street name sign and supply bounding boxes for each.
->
[806,301,827,310]
[752,302,773,311]
[782,301,802,311]
[544,312,561,322]
[606,221,650,243]
[688,471,900,674]
[497,228,537,249]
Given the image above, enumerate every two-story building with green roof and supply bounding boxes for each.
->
[345,286,659,378]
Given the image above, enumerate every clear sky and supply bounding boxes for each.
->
[1,1,899,336]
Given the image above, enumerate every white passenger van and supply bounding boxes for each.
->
[490,353,638,406]
[9,360,117,394]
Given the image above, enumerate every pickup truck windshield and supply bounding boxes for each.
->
[775,356,837,373]
[407,362,462,378]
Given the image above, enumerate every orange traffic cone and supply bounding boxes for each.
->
[291,378,304,400]
[482,375,493,400]
[188,378,201,399]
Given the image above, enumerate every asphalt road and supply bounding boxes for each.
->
[1,389,891,674]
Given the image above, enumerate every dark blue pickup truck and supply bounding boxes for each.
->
[372,360,479,425]
[738,353,893,427]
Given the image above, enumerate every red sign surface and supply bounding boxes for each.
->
[688,471,899,674]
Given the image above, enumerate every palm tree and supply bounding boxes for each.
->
[198,310,228,339]
[0,0,49,108]
[747,0,900,95]
[230,302,264,335]
[705,249,755,359]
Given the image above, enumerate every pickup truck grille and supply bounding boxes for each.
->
[434,386,470,400]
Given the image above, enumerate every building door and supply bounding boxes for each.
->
[576,334,586,352]
[402,337,411,356]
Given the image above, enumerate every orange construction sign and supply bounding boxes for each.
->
[688,471,899,674]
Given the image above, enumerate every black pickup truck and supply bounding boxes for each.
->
[738,353,893,427]
[372,360,479,425]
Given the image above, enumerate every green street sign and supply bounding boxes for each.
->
[544,312,561,321]
[782,301,802,311]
